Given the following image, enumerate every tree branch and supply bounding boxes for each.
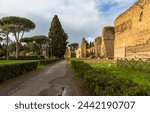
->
[17,31,20,41]
[21,30,25,39]
[14,32,18,42]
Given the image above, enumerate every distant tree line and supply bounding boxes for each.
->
[86,41,94,49]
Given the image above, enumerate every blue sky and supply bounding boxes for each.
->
[100,2,118,12]
[0,0,138,44]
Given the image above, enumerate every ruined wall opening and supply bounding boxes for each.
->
[139,12,143,21]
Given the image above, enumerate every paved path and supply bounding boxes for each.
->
[0,61,84,96]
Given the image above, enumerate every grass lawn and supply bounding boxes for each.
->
[0,60,39,65]
[84,60,150,87]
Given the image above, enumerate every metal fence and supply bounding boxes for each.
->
[117,58,150,73]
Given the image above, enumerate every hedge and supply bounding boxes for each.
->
[0,58,5,60]
[71,60,150,96]
[39,58,60,65]
[0,61,39,82]
[0,56,45,60]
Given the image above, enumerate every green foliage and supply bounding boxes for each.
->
[39,58,60,65]
[32,35,49,45]
[21,35,49,46]
[26,43,39,54]
[71,60,150,96]
[21,35,49,56]
[90,42,94,48]
[0,16,36,58]
[32,35,49,55]
[0,60,38,65]
[0,37,3,42]
[0,16,35,32]
[0,24,13,59]
[48,15,68,58]
[20,37,33,44]
[86,41,94,49]
[0,44,4,57]
[9,42,23,55]
[0,56,44,60]
[0,61,39,82]
[68,43,79,51]
[8,56,44,60]
[95,74,149,96]
[89,61,150,87]
[0,43,7,57]
[9,42,16,52]
[71,51,76,58]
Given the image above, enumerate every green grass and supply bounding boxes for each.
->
[85,60,150,87]
[0,60,39,65]
[71,59,150,95]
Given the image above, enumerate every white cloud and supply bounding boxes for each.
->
[0,0,138,43]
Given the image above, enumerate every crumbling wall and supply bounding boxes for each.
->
[94,37,101,57]
[75,38,87,58]
[126,39,150,58]
[114,0,150,58]
[101,26,115,59]
[64,47,71,59]
[81,38,87,58]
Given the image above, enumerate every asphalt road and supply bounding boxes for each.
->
[0,60,85,96]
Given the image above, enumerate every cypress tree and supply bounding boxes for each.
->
[48,15,68,58]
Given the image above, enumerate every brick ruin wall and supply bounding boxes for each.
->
[64,47,71,59]
[75,48,81,58]
[114,0,150,58]
[75,38,87,58]
[101,27,115,59]
[94,37,101,57]
[126,39,150,58]
[81,38,87,58]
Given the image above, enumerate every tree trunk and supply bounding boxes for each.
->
[39,45,42,56]
[16,41,18,59]
[6,34,9,60]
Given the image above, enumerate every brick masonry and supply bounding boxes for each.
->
[114,0,150,58]
[75,38,87,58]
[101,27,115,59]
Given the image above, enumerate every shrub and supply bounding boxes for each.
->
[0,56,45,60]
[0,57,5,60]
[39,58,60,65]
[0,61,39,82]
[71,59,150,96]
[95,74,149,96]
